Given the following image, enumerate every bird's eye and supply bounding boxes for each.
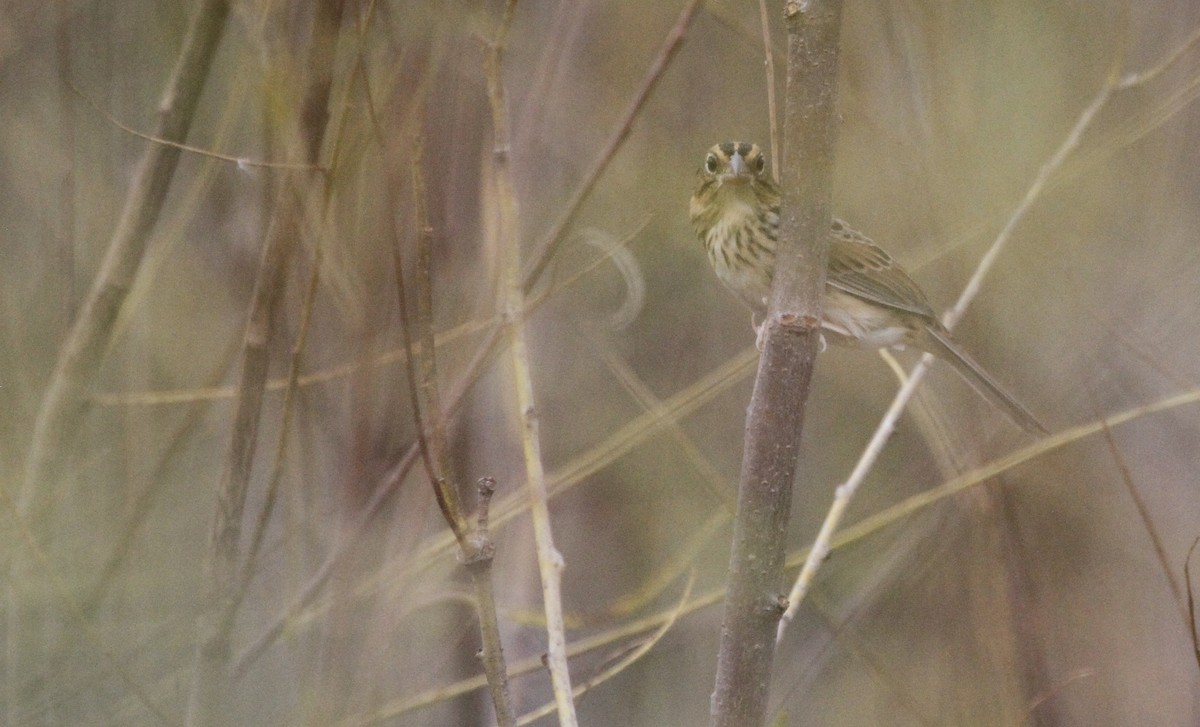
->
[753,155,765,173]
[705,155,719,174]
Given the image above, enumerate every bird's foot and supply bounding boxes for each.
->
[753,313,766,351]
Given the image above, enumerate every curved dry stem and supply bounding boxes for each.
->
[520,0,703,290]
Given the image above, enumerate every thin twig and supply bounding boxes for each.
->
[394,128,514,722]
[462,477,515,726]
[944,79,1115,329]
[240,238,323,588]
[70,82,325,171]
[758,0,780,180]
[485,0,578,722]
[1117,21,1200,89]
[357,15,511,718]
[777,351,931,639]
[410,138,465,535]
[394,136,469,546]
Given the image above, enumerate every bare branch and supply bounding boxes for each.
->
[709,2,843,726]
[485,0,577,723]
[70,82,325,171]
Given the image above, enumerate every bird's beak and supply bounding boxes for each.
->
[729,151,747,176]
[723,151,750,185]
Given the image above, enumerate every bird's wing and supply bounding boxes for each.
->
[826,220,936,319]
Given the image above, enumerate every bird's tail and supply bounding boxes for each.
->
[917,326,1048,434]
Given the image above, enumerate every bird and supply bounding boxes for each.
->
[689,141,1046,434]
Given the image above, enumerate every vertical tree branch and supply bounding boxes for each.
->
[462,478,515,727]
[709,2,843,726]
[393,133,514,724]
[486,1,579,724]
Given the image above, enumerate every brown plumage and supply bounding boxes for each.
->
[689,141,1045,433]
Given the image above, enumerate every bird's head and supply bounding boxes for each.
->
[698,141,768,188]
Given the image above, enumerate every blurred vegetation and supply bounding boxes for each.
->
[2,1,1199,725]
